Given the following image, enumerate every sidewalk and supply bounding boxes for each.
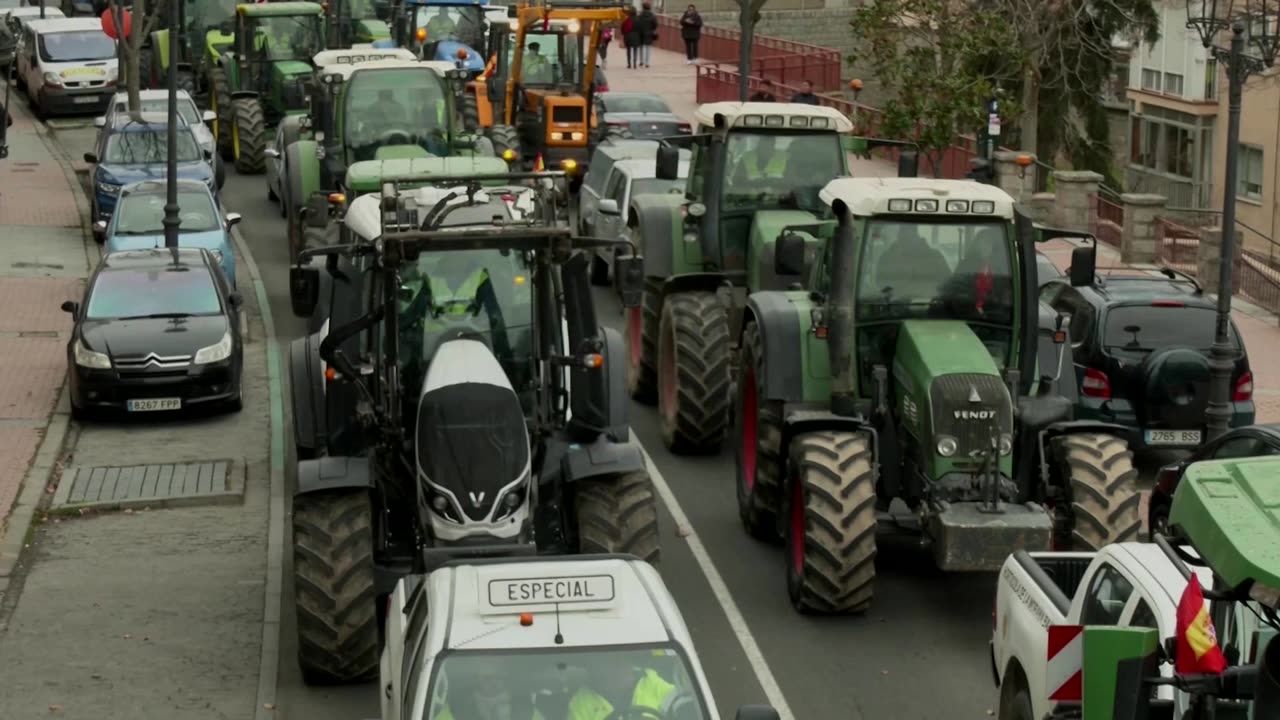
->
[0,92,281,720]
[604,46,898,177]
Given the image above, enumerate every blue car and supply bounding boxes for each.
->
[98,179,241,288]
[83,112,216,239]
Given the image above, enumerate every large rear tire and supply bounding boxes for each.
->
[461,91,481,132]
[784,431,877,614]
[1059,433,1141,550]
[292,490,379,686]
[657,290,731,454]
[489,124,521,164]
[231,97,267,174]
[735,321,781,541]
[176,70,197,97]
[208,66,233,160]
[624,279,660,404]
[575,470,660,564]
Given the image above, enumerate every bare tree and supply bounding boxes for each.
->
[108,0,166,117]
[736,0,767,101]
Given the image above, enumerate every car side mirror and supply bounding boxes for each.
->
[228,292,244,309]
[225,212,241,227]
[204,148,213,161]
[613,252,644,308]
[597,198,620,216]
[734,706,780,720]
[93,116,105,128]
[1069,244,1095,287]
[898,150,919,178]
[60,300,79,317]
[202,109,215,124]
[83,152,97,163]
[289,265,321,317]
[92,220,107,234]
[774,232,806,276]
[655,144,679,181]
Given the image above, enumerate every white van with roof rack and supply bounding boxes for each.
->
[373,554,783,720]
[17,16,116,117]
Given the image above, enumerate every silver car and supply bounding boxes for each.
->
[95,89,222,189]
[581,154,688,286]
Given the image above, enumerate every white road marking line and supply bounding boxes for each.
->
[636,438,796,720]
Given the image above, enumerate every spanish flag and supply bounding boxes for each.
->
[1175,575,1228,674]
[534,154,545,171]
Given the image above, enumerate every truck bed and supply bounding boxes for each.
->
[1009,550,1094,616]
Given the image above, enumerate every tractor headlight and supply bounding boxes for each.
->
[936,435,958,457]
[998,434,1013,456]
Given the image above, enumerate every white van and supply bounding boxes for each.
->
[18,17,116,116]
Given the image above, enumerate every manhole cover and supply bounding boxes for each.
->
[51,460,241,510]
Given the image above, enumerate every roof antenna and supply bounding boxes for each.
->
[553,602,564,645]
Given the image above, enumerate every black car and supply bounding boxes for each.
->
[1150,423,1280,533]
[1038,267,1255,451]
[61,247,245,418]
[595,91,691,139]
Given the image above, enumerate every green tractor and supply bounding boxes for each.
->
[141,0,237,95]
[321,0,392,47]
[207,1,326,174]
[271,50,494,261]
[630,101,910,455]
[734,176,1143,614]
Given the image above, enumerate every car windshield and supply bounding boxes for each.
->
[1103,305,1239,351]
[603,95,670,113]
[104,127,203,164]
[632,178,682,196]
[343,68,452,160]
[427,645,711,720]
[114,189,220,234]
[86,265,222,319]
[38,29,114,62]
[249,15,322,61]
[723,131,843,210]
[117,99,201,125]
[414,5,484,47]
[510,30,580,85]
[856,219,1015,326]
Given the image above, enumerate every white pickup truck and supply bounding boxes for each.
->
[990,543,1262,720]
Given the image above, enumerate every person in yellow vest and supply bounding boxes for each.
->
[524,42,552,83]
[425,7,457,39]
[567,659,677,720]
[433,663,546,720]
[732,134,787,185]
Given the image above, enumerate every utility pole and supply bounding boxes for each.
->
[162,0,181,248]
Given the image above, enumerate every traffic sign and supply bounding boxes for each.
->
[1047,624,1084,703]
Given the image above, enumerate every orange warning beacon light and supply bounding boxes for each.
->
[519,612,534,627]
[415,27,427,42]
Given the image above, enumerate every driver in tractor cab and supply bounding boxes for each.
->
[732,135,787,185]
[433,662,545,720]
[525,42,552,83]
[425,6,457,39]
[369,88,410,132]
[874,225,951,300]
[255,20,296,61]
[944,225,1012,317]
[568,657,676,720]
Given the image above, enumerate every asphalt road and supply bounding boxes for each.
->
[47,116,1009,720]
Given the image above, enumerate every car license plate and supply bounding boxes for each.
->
[126,398,181,412]
[72,96,98,104]
[1144,429,1201,445]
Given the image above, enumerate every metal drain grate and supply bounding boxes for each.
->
[51,461,240,510]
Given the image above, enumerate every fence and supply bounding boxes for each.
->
[653,15,841,90]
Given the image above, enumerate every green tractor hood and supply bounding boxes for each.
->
[345,155,511,194]
[355,18,391,42]
[273,60,314,82]
[891,319,1013,479]
[203,28,234,64]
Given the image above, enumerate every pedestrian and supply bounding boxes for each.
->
[791,80,820,105]
[622,7,640,69]
[636,1,658,68]
[679,4,702,64]
[598,24,613,68]
[749,80,776,102]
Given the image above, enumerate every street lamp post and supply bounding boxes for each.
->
[163,0,181,248]
[1185,0,1280,441]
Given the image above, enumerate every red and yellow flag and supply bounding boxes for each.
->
[1175,575,1228,674]
[533,154,545,171]
[482,53,497,80]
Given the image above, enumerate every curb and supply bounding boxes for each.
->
[230,225,288,720]
[0,96,93,599]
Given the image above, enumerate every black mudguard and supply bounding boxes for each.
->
[780,408,879,466]
[630,195,681,279]
[659,271,729,300]
[744,294,807,404]
[289,335,327,456]
[295,456,372,497]
[1041,419,1131,441]
[561,435,647,485]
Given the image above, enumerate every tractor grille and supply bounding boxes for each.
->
[929,374,1012,458]
[551,106,584,124]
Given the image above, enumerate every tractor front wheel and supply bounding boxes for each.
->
[231,97,267,174]
[735,321,781,541]
[208,66,233,160]
[176,70,197,97]
[657,290,731,453]
[784,431,877,614]
[1057,433,1141,550]
[575,470,660,564]
[624,278,660,404]
[489,124,522,165]
[461,92,481,133]
[292,490,379,685]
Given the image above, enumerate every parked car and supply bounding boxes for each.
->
[1038,267,1254,451]
[2,4,63,78]
[16,16,115,117]
[60,247,244,419]
[96,89,223,188]
[595,91,690,139]
[582,159,688,285]
[1148,422,1280,534]
[100,179,241,288]
[579,139,669,235]
[82,112,216,239]
[1035,250,1062,285]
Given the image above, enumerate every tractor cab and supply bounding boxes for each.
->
[398,0,490,73]
[221,2,325,120]
[325,0,392,47]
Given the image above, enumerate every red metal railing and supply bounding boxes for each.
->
[1091,194,1124,250]
[654,15,841,90]
[1154,217,1200,272]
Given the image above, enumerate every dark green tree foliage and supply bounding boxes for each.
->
[848,0,1023,176]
